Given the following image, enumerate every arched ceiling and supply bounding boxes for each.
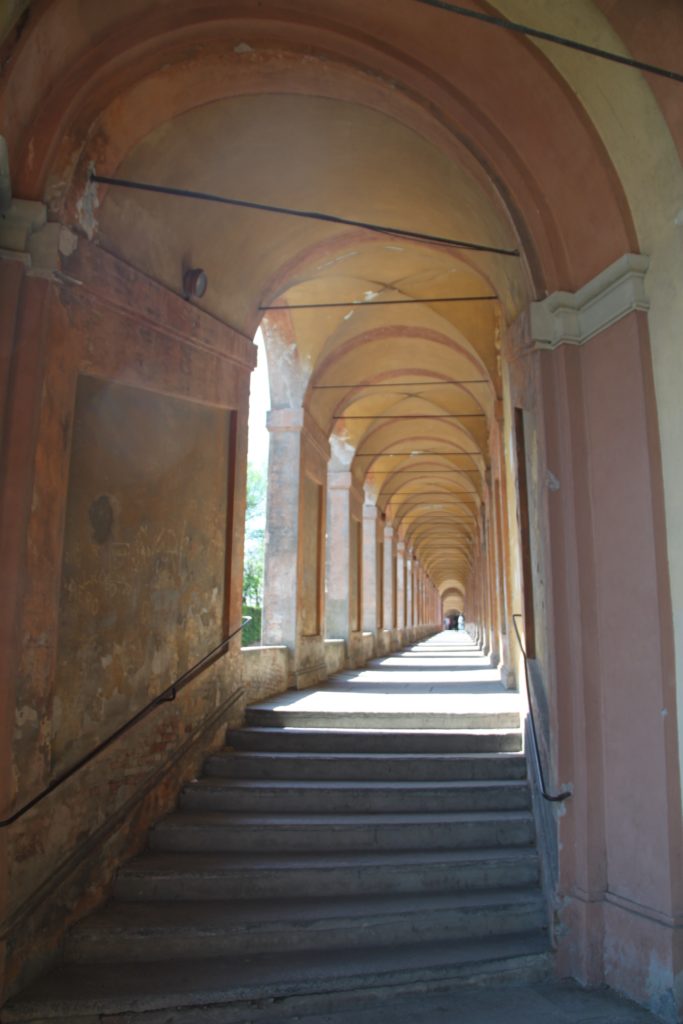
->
[91,92,512,599]
[0,0,640,605]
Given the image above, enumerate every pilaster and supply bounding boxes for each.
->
[382,525,394,633]
[362,504,379,635]
[263,407,330,687]
[395,541,406,631]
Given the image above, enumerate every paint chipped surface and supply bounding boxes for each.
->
[51,376,229,773]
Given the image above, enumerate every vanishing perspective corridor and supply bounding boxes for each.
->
[2,2,683,1019]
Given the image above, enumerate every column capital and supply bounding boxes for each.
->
[0,202,81,275]
[267,407,330,462]
[531,253,649,351]
[327,469,354,490]
[266,407,305,434]
[0,199,46,254]
[383,524,394,541]
[362,503,379,521]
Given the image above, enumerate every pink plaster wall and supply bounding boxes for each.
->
[544,312,682,1014]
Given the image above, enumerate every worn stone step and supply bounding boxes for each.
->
[180,778,531,814]
[65,888,546,963]
[244,708,520,730]
[206,750,527,782]
[3,932,551,1022]
[227,727,523,754]
[115,847,540,902]
[149,810,536,853]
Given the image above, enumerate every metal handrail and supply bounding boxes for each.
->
[0,616,251,828]
[511,613,571,803]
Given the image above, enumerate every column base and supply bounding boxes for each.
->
[557,890,683,1022]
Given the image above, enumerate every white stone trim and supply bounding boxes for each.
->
[0,198,46,253]
[531,253,649,350]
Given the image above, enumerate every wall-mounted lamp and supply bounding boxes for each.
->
[183,267,208,300]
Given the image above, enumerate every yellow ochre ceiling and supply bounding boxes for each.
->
[97,92,525,598]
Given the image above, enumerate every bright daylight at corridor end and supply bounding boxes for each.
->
[1,2,683,1022]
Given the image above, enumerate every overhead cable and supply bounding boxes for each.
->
[91,173,520,256]
[260,295,497,310]
[333,413,486,419]
[313,380,489,389]
[414,0,683,84]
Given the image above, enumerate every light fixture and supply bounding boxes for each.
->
[183,267,208,300]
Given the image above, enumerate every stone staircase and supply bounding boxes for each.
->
[4,641,550,1023]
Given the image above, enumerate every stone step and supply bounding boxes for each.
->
[149,810,536,854]
[227,727,523,754]
[179,778,531,815]
[65,888,546,964]
[206,750,527,782]
[244,707,520,731]
[115,847,540,902]
[3,932,551,1022]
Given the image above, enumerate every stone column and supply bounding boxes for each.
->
[417,562,423,626]
[362,503,379,636]
[405,551,413,630]
[326,470,352,642]
[395,540,406,633]
[382,524,394,632]
[326,469,364,663]
[262,407,330,687]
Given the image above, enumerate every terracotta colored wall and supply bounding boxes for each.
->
[0,240,255,998]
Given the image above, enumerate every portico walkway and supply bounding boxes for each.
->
[4,634,665,1023]
[242,632,663,1024]
[250,631,520,728]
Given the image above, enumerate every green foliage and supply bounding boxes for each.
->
[242,548,264,605]
[241,605,262,647]
[245,463,266,522]
[242,461,266,644]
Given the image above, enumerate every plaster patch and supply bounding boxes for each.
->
[330,432,355,468]
[58,227,78,257]
[75,165,100,240]
[546,470,560,492]
[646,950,677,1021]
[15,704,39,729]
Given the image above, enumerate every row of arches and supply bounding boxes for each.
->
[1,1,682,1017]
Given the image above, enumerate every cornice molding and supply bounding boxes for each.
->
[531,253,649,350]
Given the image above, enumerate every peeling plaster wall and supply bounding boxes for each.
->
[240,645,289,703]
[52,376,230,773]
[0,241,255,998]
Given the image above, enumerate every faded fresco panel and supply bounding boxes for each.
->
[300,475,322,636]
[53,375,230,771]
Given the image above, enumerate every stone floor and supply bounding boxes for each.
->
[248,635,665,1023]
[250,982,665,1023]
[254,631,521,722]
